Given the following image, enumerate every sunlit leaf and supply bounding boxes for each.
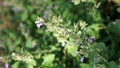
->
[41,54,55,67]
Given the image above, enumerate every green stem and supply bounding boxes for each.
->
[95,52,109,64]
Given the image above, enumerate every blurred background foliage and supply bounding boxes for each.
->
[0,0,120,68]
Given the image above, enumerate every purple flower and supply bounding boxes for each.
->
[88,37,93,44]
[35,21,43,28]
[61,41,66,47]
[80,56,84,62]
[4,63,9,68]
[43,11,48,19]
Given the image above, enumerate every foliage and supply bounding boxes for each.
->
[0,0,120,68]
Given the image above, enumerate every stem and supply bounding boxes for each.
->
[95,52,109,64]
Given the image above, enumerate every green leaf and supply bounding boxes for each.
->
[108,19,120,38]
[31,14,36,21]
[108,61,118,68]
[28,59,36,66]
[65,44,78,56]
[26,64,34,68]
[80,63,89,68]
[117,7,120,13]
[87,0,95,3]
[14,37,22,46]
[27,5,34,12]
[26,37,32,48]
[21,11,28,21]
[74,0,80,5]
[87,23,104,39]
[93,42,108,61]
[41,54,55,66]
[94,42,105,52]
[11,61,20,68]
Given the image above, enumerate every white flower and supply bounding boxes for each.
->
[61,41,66,47]
[35,21,43,28]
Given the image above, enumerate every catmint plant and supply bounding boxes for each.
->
[35,15,90,61]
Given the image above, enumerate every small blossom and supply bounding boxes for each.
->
[94,57,100,64]
[61,41,66,47]
[112,21,116,25]
[80,56,84,62]
[11,7,19,13]
[76,42,79,46]
[31,41,36,48]
[76,42,82,46]
[46,29,49,32]
[4,63,9,68]
[71,0,74,2]
[71,0,80,5]
[0,57,2,60]
[31,44,35,48]
[0,57,2,63]
[74,51,79,57]
[35,21,43,28]
[88,37,93,44]
[19,22,24,27]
